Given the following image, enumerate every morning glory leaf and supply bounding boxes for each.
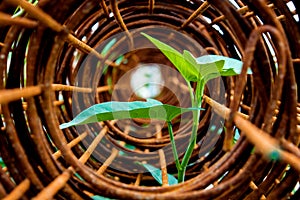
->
[196,55,252,75]
[60,99,202,129]
[138,162,178,185]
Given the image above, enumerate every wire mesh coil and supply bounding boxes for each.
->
[0,0,299,199]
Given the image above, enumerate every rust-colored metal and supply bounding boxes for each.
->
[180,1,210,29]
[0,0,299,199]
[0,12,38,28]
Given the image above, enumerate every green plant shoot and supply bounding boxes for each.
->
[142,32,251,182]
[60,32,251,185]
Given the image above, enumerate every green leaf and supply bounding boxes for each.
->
[200,61,225,81]
[60,99,202,129]
[196,55,252,75]
[142,33,227,83]
[143,32,251,80]
[138,162,178,185]
[183,50,225,82]
[142,33,199,82]
[182,50,199,68]
[91,195,113,200]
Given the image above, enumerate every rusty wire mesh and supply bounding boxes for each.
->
[0,0,300,199]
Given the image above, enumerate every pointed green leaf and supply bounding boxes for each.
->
[142,33,230,83]
[182,50,225,82]
[196,55,252,75]
[142,33,251,80]
[200,60,225,82]
[142,33,199,81]
[138,162,178,185]
[60,99,202,129]
[182,50,201,80]
[182,50,199,68]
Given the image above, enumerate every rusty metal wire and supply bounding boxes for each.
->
[0,0,299,199]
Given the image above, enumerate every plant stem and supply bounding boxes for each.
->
[167,79,200,183]
[177,167,186,183]
[178,105,201,182]
[167,121,182,172]
[178,80,204,183]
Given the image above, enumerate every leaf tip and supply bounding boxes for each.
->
[59,123,70,129]
[141,32,151,39]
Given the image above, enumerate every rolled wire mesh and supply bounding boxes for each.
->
[0,0,299,199]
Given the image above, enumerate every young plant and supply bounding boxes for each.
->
[142,33,251,182]
[60,33,251,184]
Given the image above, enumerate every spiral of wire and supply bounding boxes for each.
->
[0,0,299,199]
